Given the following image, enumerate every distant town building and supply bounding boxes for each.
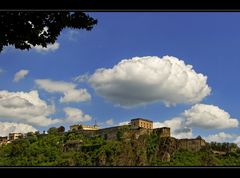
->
[9,133,23,141]
[0,136,8,145]
[131,118,153,129]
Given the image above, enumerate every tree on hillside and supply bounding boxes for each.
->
[47,127,58,135]
[57,126,65,133]
[0,11,97,52]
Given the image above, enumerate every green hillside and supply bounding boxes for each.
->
[0,130,239,166]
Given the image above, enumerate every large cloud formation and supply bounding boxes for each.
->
[184,104,239,129]
[13,69,29,82]
[0,122,37,137]
[0,90,60,126]
[35,79,91,103]
[89,56,211,107]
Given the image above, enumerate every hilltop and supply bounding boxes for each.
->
[0,120,240,166]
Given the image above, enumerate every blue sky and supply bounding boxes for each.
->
[0,12,240,144]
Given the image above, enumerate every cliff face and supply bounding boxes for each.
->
[89,134,207,166]
[66,129,207,166]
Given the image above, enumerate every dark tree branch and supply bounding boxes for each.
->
[0,11,97,52]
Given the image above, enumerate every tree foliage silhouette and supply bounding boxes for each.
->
[0,11,97,52]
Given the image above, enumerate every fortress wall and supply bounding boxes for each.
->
[132,128,153,139]
[153,128,171,137]
[77,130,98,138]
[178,139,188,150]
[178,138,206,151]
[94,126,131,140]
[96,126,153,140]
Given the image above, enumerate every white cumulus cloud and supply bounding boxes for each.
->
[0,122,37,137]
[13,69,29,82]
[204,132,237,143]
[35,79,91,103]
[0,90,60,126]
[183,104,239,129]
[64,107,92,123]
[205,132,240,147]
[89,56,211,107]
[153,117,193,139]
[32,42,60,53]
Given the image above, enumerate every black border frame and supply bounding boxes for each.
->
[0,0,240,10]
[1,0,240,177]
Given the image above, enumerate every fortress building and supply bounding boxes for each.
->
[131,118,153,129]
[9,133,23,141]
[0,136,8,145]
[79,125,100,130]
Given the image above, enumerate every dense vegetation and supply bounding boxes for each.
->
[0,130,239,166]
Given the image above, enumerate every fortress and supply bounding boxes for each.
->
[69,118,171,140]
[0,118,207,152]
[69,118,207,152]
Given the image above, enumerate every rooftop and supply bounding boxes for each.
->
[160,127,170,129]
[131,118,153,123]
[9,133,22,135]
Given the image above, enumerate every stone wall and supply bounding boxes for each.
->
[153,127,170,138]
[178,137,207,151]
[76,130,98,138]
[95,126,125,140]
[131,127,153,139]
[74,125,131,141]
